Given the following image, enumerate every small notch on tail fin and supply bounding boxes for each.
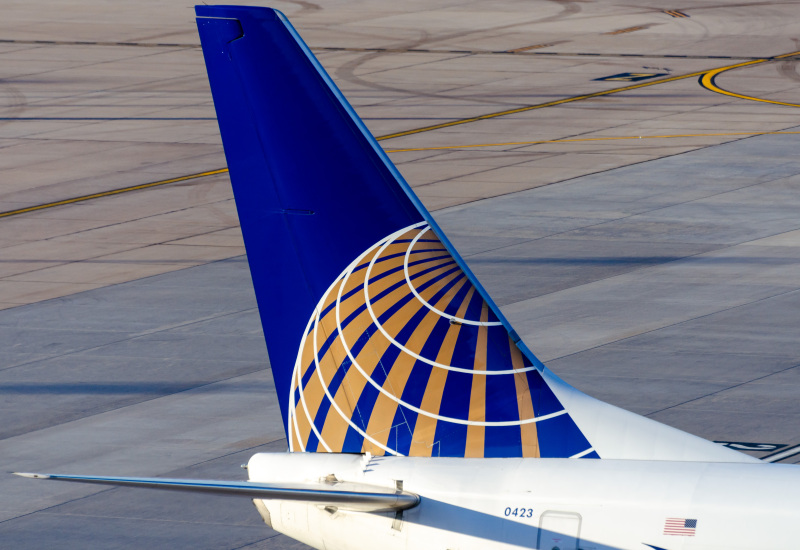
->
[279,209,315,216]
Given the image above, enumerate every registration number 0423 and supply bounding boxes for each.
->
[504,507,534,518]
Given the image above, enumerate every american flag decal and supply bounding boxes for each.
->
[664,518,697,536]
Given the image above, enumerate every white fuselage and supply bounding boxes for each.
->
[248,452,800,550]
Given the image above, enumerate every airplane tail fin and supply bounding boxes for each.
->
[195,6,754,463]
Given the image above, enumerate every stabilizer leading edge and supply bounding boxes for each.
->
[12,473,419,512]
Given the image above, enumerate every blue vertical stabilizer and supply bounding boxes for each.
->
[196,5,596,458]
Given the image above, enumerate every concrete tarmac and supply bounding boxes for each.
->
[1,0,800,548]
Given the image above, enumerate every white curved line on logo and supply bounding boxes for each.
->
[289,231,412,456]
[362,226,538,376]
[570,447,595,459]
[334,225,563,426]
[294,221,564,456]
[404,226,502,327]
[315,293,401,456]
[288,313,316,452]
[294,225,418,456]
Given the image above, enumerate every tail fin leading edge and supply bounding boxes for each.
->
[196,6,753,464]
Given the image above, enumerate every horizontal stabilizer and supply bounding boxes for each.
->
[13,472,419,512]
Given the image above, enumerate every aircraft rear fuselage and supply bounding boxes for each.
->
[250,452,800,550]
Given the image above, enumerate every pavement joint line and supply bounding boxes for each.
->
[2,50,798,220]
[30,511,265,528]
[0,303,259,378]
[3,130,800,221]
[0,364,268,444]
[645,359,800,418]
[163,436,287,474]
[548,265,800,373]
[388,123,800,319]
[0,38,765,60]
[383,131,800,153]
[312,46,762,60]
[548,285,800,391]
[492,142,800,366]
[230,535,283,550]
[0,483,120,527]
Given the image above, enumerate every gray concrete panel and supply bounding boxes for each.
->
[3,0,800,547]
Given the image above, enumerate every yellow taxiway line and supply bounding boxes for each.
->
[375,69,714,141]
[699,51,800,108]
[374,51,800,142]
[4,130,798,221]
[1,51,799,220]
[0,169,229,219]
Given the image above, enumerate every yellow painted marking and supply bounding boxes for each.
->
[605,26,646,35]
[700,51,800,107]
[3,51,798,220]
[0,168,229,219]
[507,43,554,53]
[664,10,689,18]
[384,131,800,154]
[373,58,777,142]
